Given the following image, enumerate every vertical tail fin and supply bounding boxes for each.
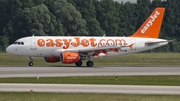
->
[130,7,165,38]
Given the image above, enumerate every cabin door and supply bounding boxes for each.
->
[30,38,36,50]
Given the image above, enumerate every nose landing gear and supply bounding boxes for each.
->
[28,57,34,66]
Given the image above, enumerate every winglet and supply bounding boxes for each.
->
[130,7,165,38]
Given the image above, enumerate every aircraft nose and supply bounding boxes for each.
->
[6,45,12,54]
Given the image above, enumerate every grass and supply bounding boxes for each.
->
[1,53,180,100]
[1,52,180,66]
[0,92,180,101]
[1,75,180,86]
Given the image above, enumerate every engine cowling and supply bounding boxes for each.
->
[61,52,80,64]
[44,56,60,63]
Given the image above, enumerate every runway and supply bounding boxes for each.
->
[0,66,180,77]
[0,83,180,94]
[1,66,180,95]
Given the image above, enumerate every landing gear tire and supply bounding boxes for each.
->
[75,61,82,67]
[28,62,33,66]
[86,61,94,67]
[29,57,34,66]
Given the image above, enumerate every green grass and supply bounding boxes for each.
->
[1,52,180,66]
[0,92,180,101]
[1,75,180,86]
[1,53,180,100]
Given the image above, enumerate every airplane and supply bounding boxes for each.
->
[6,7,170,67]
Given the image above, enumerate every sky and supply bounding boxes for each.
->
[114,0,167,3]
[114,0,137,3]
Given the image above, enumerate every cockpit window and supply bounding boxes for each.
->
[13,42,17,44]
[13,41,24,45]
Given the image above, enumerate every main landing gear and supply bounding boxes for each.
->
[75,60,94,67]
[28,57,34,66]
[86,56,94,67]
[86,61,94,67]
[75,60,82,67]
[75,55,94,67]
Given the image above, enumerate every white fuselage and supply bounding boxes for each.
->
[6,36,168,57]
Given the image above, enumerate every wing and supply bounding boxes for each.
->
[53,44,134,57]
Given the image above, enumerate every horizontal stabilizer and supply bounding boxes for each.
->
[145,40,172,46]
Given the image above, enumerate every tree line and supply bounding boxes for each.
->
[0,0,179,52]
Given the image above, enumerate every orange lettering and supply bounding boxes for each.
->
[63,39,72,49]
[89,38,96,47]
[37,38,127,49]
[115,39,126,46]
[37,39,45,47]
[99,39,106,47]
[81,39,89,47]
[107,39,115,46]
[55,39,62,47]
[46,39,54,47]
[71,37,80,47]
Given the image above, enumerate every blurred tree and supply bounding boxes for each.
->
[1,0,35,44]
[0,36,9,51]
[117,2,137,36]
[135,0,151,30]
[5,4,64,43]
[0,0,179,52]
[95,0,120,36]
[32,0,44,5]
[47,0,88,36]
[75,0,105,36]
[23,4,63,35]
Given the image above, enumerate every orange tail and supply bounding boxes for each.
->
[130,7,165,38]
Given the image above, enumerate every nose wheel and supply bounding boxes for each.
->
[28,62,33,66]
[29,57,34,66]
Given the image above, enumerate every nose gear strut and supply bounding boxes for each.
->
[28,57,34,66]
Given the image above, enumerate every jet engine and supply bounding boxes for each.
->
[44,56,60,63]
[61,52,80,64]
[44,52,80,64]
